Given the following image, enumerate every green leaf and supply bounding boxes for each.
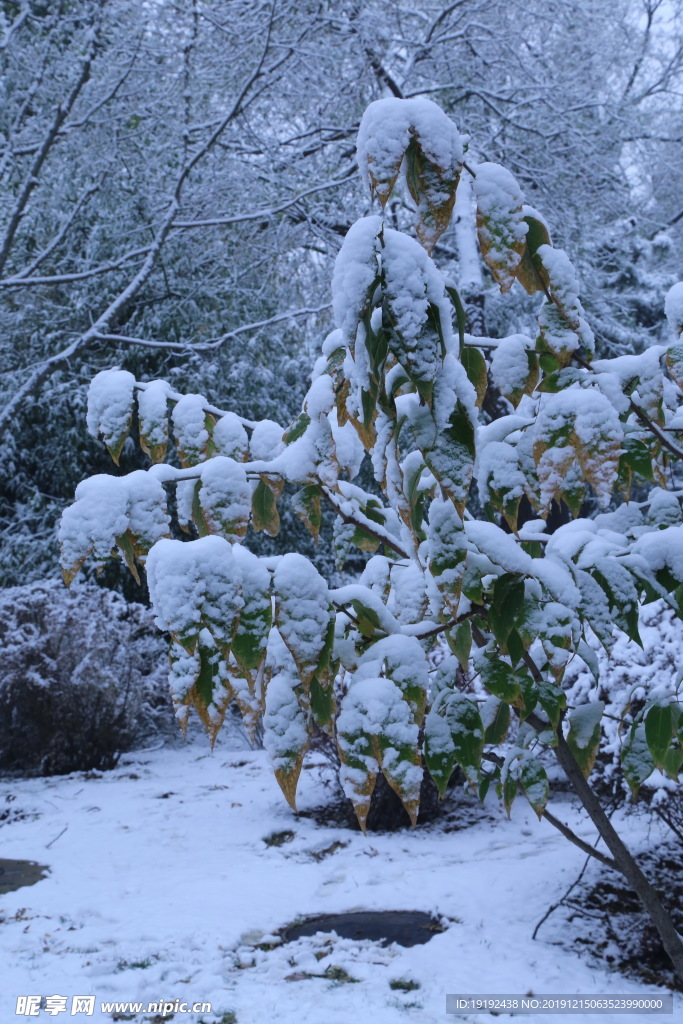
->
[520,758,549,819]
[515,212,551,295]
[282,412,311,445]
[482,696,510,744]
[621,722,656,797]
[409,398,475,517]
[490,573,525,646]
[446,619,472,671]
[252,479,280,537]
[310,673,336,729]
[461,346,488,407]
[644,702,678,771]
[620,436,654,482]
[536,678,566,729]
[502,768,518,817]
[446,285,468,355]
[537,367,585,393]
[292,485,322,542]
[350,598,383,638]
[477,657,523,706]
[425,693,484,796]
[566,702,604,779]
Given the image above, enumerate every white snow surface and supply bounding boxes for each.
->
[0,730,676,1024]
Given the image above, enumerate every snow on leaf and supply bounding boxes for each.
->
[566,701,604,779]
[146,536,243,657]
[357,97,465,248]
[249,418,285,462]
[621,721,656,797]
[212,412,249,461]
[356,634,429,724]
[172,393,212,467]
[489,334,539,408]
[388,561,427,626]
[382,227,454,400]
[532,388,622,511]
[137,379,170,464]
[515,206,552,295]
[476,441,526,533]
[198,456,251,542]
[337,675,422,830]
[427,496,467,615]
[536,245,594,361]
[332,215,382,349]
[405,359,477,516]
[520,756,549,819]
[263,665,309,810]
[231,545,272,679]
[473,162,528,292]
[86,368,135,465]
[631,525,683,583]
[273,553,334,689]
[59,471,169,585]
[425,692,484,796]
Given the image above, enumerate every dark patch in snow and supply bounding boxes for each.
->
[281,910,446,947]
[263,829,295,847]
[0,858,48,894]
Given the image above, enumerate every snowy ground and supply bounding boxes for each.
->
[0,727,679,1024]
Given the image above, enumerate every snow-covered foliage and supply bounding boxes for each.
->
[0,580,172,775]
[61,97,683,840]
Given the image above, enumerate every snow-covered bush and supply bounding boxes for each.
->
[0,580,173,775]
[61,98,683,974]
[564,600,683,819]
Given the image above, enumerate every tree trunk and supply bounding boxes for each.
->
[553,731,683,981]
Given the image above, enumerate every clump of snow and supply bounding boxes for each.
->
[273,553,333,682]
[86,368,135,452]
[472,163,527,292]
[213,411,249,461]
[332,216,381,346]
[198,456,251,541]
[536,245,595,354]
[489,335,535,401]
[356,97,465,203]
[59,471,170,578]
[137,379,170,456]
[146,535,243,649]
[172,393,210,465]
[249,418,285,461]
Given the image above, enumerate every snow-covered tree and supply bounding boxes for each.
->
[62,95,683,977]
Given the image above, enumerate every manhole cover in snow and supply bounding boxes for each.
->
[0,859,48,894]
[282,910,444,947]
